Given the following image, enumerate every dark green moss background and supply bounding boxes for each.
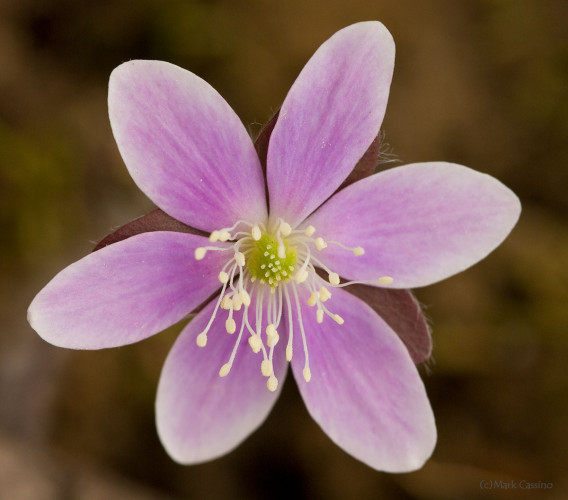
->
[1,0,567,498]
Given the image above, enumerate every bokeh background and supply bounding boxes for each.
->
[1,0,567,498]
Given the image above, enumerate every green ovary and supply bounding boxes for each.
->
[247,233,297,286]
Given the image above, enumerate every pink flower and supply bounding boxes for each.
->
[28,22,520,472]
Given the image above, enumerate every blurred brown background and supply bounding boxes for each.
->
[1,0,567,499]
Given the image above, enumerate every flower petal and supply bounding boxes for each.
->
[267,21,394,227]
[304,162,521,288]
[347,285,431,364]
[28,232,227,349]
[109,60,267,231]
[290,287,436,472]
[156,297,287,464]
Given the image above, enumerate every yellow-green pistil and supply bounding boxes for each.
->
[247,233,297,286]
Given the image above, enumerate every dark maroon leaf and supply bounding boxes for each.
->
[253,110,280,173]
[347,284,432,364]
[93,208,206,252]
[339,132,381,190]
[253,110,279,208]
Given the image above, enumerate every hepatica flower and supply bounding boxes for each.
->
[28,22,520,472]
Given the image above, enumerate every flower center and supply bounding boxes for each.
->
[193,218,393,392]
[247,233,297,286]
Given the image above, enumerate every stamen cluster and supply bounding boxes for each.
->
[193,218,392,391]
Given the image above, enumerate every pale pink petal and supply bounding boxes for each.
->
[109,60,267,232]
[28,232,227,348]
[304,162,521,288]
[156,297,287,464]
[289,287,436,472]
[267,22,394,227]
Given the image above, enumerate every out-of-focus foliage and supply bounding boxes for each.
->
[1,0,567,498]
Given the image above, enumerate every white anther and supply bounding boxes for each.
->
[234,252,245,267]
[316,309,324,324]
[267,332,280,347]
[353,246,365,256]
[307,292,318,307]
[377,276,394,285]
[220,295,232,310]
[304,225,316,237]
[328,272,340,286]
[267,375,278,392]
[279,221,292,236]
[286,345,293,362]
[251,225,261,240]
[232,295,243,311]
[278,246,286,259]
[209,230,220,242]
[239,289,251,307]
[219,230,231,242]
[248,335,262,353]
[318,287,332,302]
[261,359,273,377]
[303,367,312,382]
[194,247,207,260]
[196,332,207,347]
[295,269,309,284]
[266,324,277,337]
[315,237,327,250]
[225,318,236,334]
[218,271,229,284]
[333,314,344,325]
[219,363,231,377]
